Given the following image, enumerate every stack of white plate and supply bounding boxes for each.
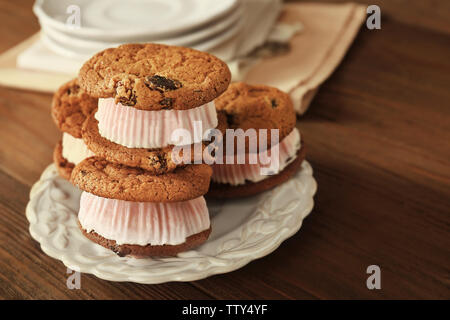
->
[33,0,243,60]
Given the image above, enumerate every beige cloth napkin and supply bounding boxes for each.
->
[244,2,366,114]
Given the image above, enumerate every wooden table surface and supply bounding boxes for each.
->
[0,0,449,299]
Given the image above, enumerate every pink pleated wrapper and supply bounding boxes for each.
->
[95,98,218,148]
[78,192,210,246]
[212,128,301,185]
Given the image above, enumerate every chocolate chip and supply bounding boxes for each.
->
[113,246,130,257]
[159,155,167,169]
[117,93,137,106]
[271,99,278,108]
[67,85,80,96]
[110,246,124,257]
[149,153,167,169]
[145,75,182,92]
[159,97,173,108]
[116,250,126,258]
[226,113,235,126]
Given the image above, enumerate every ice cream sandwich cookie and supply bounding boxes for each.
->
[216,82,297,152]
[77,44,231,173]
[51,79,97,179]
[71,157,212,202]
[78,44,231,110]
[71,157,213,257]
[208,83,305,198]
[78,194,211,258]
[81,105,229,174]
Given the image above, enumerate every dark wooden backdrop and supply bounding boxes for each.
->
[0,0,449,299]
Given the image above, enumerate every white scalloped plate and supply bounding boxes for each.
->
[26,161,317,284]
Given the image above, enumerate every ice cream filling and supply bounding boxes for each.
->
[95,98,218,149]
[212,128,301,185]
[78,192,210,246]
[62,133,95,165]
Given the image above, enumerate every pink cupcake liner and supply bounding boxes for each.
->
[212,128,301,185]
[96,98,218,149]
[78,192,210,246]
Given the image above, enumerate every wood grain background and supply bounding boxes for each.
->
[0,0,449,299]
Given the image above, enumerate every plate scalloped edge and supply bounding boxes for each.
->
[26,161,317,284]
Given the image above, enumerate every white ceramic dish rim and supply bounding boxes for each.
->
[191,17,245,52]
[39,5,243,50]
[33,0,240,40]
[26,162,317,284]
[41,17,245,60]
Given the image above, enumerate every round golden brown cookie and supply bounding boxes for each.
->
[83,113,179,174]
[51,79,98,138]
[78,44,231,111]
[53,140,74,180]
[79,221,211,258]
[207,142,306,199]
[71,157,212,202]
[215,82,296,152]
[82,112,226,174]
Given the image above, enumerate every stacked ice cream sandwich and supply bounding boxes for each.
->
[208,82,306,198]
[51,79,97,180]
[70,44,231,257]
